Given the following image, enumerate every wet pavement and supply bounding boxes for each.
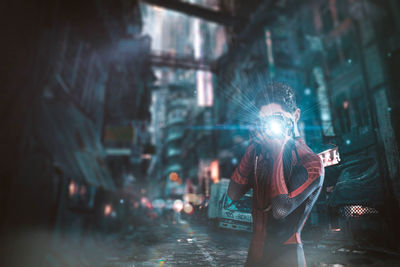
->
[36,219,400,267]
[101,221,251,267]
[95,220,400,267]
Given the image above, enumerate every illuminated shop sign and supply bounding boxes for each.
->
[318,147,340,167]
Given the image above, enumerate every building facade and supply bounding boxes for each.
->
[214,0,400,246]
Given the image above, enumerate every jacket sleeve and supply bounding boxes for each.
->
[227,144,255,201]
[270,148,324,220]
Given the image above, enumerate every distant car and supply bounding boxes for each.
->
[208,179,253,232]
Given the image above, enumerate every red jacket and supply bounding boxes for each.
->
[228,138,324,266]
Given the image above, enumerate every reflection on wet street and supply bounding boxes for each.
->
[94,221,250,267]
[15,218,395,267]
[92,221,400,267]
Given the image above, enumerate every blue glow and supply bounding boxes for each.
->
[186,124,324,131]
[231,158,238,165]
[187,124,253,130]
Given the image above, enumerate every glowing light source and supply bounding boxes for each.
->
[104,204,112,216]
[350,205,365,216]
[158,259,165,267]
[262,116,288,138]
[69,181,78,197]
[183,193,203,205]
[197,71,214,107]
[169,172,183,185]
[141,197,148,206]
[343,101,349,109]
[153,6,164,12]
[169,172,179,181]
[231,158,238,165]
[210,160,219,183]
[304,88,311,95]
[343,205,379,217]
[268,121,282,135]
[183,202,194,215]
[141,153,152,159]
[173,199,183,212]
[318,147,341,167]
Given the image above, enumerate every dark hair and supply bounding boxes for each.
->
[254,81,297,113]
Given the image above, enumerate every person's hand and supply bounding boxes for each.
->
[223,193,237,210]
[252,129,290,157]
[265,135,291,157]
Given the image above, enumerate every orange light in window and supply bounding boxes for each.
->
[169,172,179,181]
[69,181,78,197]
[210,160,219,183]
[141,197,148,205]
[183,203,194,215]
[104,204,112,216]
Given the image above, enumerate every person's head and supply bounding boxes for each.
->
[254,81,300,138]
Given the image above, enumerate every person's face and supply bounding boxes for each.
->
[256,103,300,141]
[258,103,300,124]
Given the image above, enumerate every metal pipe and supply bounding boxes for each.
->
[142,0,244,27]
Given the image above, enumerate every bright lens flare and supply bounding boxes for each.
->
[173,199,184,212]
[264,120,283,136]
[269,121,282,135]
[183,203,194,215]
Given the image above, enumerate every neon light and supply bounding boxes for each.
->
[210,160,219,183]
